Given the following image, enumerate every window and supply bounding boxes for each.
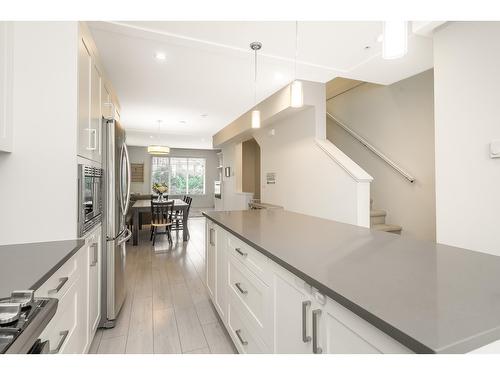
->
[151,156,206,195]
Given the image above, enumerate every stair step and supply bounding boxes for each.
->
[370,209,386,225]
[371,223,402,234]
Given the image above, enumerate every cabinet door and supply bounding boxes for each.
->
[206,221,216,299]
[101,81,112,120]
[77,38,92,159]
[87,227,102,343]
[214,228,227,321]
[274,273,314,353]
[90,63,101,162]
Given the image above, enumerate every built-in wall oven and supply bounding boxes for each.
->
[78,164,103,236]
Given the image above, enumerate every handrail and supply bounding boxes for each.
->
[326,112,416,183]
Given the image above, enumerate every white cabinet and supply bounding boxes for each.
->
[37,224,104,354]
[77,37,92,160]
[0,22,13,153]
[77,36,101,163]
[86,226,101,347]
[205,220,228,321]
[206,220,216,300]
[214,228,227,320]
[205,218,413,354]
[37,245,87,354]
[274,272,315,353]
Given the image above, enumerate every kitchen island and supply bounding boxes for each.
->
[203,209,500,354]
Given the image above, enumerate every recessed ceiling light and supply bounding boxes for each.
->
[154,52,166,61]
[200,114,208,118]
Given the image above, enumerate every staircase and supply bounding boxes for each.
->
[370,200,402,234]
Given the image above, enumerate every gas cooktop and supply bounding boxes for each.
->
[0,291,58,354]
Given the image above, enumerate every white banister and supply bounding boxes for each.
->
[326,112,416,183]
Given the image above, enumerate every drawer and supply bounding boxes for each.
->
[228,256,273,347]
[36,248,83,299]
[227,302,269,354]
[39,276,82,354]
[228,234,271,285]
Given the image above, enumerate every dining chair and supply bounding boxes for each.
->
[150,200,174,246]
[173,196,193,239]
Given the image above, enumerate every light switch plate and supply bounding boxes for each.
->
[490,140,500,158]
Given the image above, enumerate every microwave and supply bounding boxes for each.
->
[78,164,103,236]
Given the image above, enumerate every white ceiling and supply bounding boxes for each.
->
[89,21,434,149]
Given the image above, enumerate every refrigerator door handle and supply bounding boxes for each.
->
[119,143,132,217]
[117,228,132,246]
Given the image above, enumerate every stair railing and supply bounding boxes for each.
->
[326,112,416,183]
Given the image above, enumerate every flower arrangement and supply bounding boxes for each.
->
[152,183,168,199]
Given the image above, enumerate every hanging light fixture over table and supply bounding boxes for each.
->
[148,120,170,155]
[250,41,262,129]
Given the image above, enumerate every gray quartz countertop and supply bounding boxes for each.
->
[0,239,85,299]
[203,209,500,354]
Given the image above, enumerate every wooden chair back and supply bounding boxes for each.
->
[151,200,174,226]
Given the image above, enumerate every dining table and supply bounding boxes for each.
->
[130,199,190,245]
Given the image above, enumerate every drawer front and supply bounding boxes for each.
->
[228,257,273,347]
[39,277,82,354]
[228,234,271,285]
[36,249,83,299]
[227,302,269,354]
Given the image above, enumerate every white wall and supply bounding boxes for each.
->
[254,108,369,226]
[0,22,79,245]
[326,70,436,241]
[127,145,219,209]
[217,81,372,227]
[433,22,500,255]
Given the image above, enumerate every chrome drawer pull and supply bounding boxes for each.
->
[312,309,322,354]
[235,282,248,295]
[209,228,215,246]
[50,330,69,354]
[302,301,311,343]
[235,329,248,346]
[48,277,69,294]
[235,248,247,257]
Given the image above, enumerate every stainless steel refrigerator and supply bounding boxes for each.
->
[100,118,131,328]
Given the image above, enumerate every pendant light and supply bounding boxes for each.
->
[250,41,262,129]
[148,120,170,155]
[290,21,304,108]
[382,21,408,60]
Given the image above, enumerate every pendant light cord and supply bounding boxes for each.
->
[254,47,258,104]
[294,21,298,80]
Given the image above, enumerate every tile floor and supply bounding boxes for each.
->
[88,217,237,354]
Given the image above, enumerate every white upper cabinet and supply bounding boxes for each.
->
[77,36,102,163]
[0,22,13,153]
[77,37,92,160]
[90,63,101,161]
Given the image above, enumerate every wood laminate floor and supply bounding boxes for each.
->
[89,217,237,354]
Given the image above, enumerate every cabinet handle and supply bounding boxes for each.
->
[86,128,97,151]
[235,329,248,346]
[49,330,69,354]
[302,301,311,343]
[235,248,247,257]
[234,282,248,295]
[48,277,69,294]
[312,309,322,354]
[209,228,215,246]
[90,243,98,267]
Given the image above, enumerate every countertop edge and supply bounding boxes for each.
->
[203,211,438,354]
[28,239,86,292]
